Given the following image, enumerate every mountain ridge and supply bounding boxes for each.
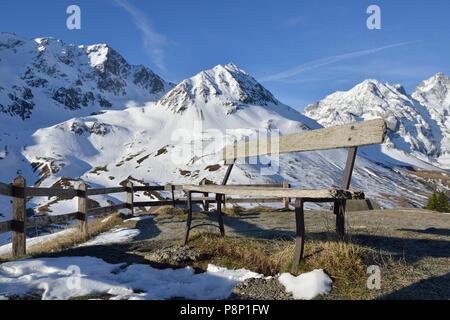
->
[304,73,450,170]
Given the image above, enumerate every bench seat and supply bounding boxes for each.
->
[182,185,365,200]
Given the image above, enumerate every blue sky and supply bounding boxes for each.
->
[1,0,450,110]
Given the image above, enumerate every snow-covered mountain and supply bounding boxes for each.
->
[0,33,447,226]
[10,63,442,218]
[0,32,172,126]
[304,75,450,170]
[0,33,172,221]
[412,73,450,168]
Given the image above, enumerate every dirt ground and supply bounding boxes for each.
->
[39,206,450,300]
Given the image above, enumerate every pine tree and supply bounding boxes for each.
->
[436,192,449,213]
[426,191,438,211]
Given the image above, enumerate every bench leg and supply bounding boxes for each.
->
[216,193,225,237]
[334,200,345,241]
[292,198,305,273]
[203,192,209,211]
[183,191,193,245]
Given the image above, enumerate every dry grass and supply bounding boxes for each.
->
[221,206,244,217]
[184,232,407,299]
[153,206,187,216]
[0,213,124,261]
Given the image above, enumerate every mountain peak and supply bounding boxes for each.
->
[413,72,450,116]
[158,63,279,114]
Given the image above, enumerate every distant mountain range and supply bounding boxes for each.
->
[0,33,448,224]
[305,74,450,170]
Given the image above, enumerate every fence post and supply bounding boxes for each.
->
[126,180,134,216]
[78,182,88,237]
[171,184,176,208]
[283,179,290,209]
[12,176,26,257]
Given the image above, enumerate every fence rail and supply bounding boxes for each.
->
[0,176,290,257]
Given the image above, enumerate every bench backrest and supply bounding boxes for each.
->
[220,119,387,163]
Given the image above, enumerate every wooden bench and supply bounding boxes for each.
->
[182,119,387,272]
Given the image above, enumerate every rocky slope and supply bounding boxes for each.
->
[0,32,172,126]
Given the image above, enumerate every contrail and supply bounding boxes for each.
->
[113,0,169,71]
[260,41,417,82]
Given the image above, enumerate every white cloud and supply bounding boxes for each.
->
[260,41,418,82]
[113,0,169,71]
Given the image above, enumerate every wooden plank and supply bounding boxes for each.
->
[87,203,127,216]
[133,200,185,207]
[164,184,183,191]
[227,183,284,188]
[134,185,166,192]
[182,185,364,199]
[221,119,387,161]
[78,183,88,236]
[86,187,126,196]
[25,187,79,198]
[0,182,12,196]
[225,197,284,204]
[0,220,12,234]
[12,176,26,257]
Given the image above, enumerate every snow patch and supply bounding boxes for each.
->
[0,257,263,300]
[278,269,332,300]
[79,228,140,247]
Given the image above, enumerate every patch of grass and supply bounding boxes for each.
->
[222,206,244,217]
[183,232,407,300]
[244,205,281,213]
[153,206,187,216]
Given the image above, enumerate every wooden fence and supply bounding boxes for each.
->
[0,177,290,257]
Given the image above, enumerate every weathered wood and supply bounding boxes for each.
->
[25,187,79,198]
[334,200,345,240]
[292,198,305,273]
[182,185,364,200]
[221,119,387,161]
[126,181,134,216]
[0,220,12,234]
[28,212,79,229]
[227,183,284,188]
[164,184,183,191]
[283,180,290,209]
[77,183,88,236]
[133,200,186,207]
[12,176,26,257]
[222,163,235,183]
[184,192,193,245]
[86,187,126,196]
[224,197,284,204]
[170,185,176,208]
[134,185,166,192]
[87,203,127,216]
[343,147,358,190]
[216,194,225,236]
[0,182,12,196]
